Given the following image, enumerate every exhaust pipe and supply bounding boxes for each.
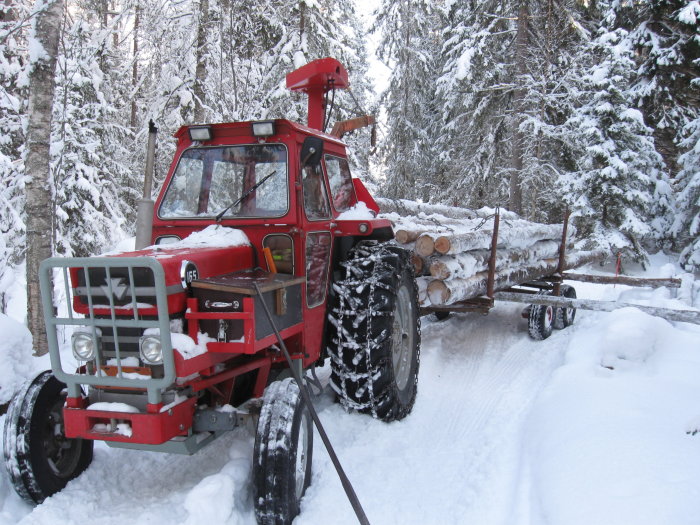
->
[134,120,158,250]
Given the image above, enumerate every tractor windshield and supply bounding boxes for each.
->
[159,144,288,219]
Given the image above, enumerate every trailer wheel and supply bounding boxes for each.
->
[3,371,93,504]
[327,241,420,422]
[528,302,554,340]
[432,310,451,321]
[253,378,312,525]
[553,285,577,329]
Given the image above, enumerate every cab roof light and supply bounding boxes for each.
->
[252,121,275,137]
[189,125,212,142]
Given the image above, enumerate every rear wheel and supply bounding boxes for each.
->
[553,284,577,329]
[253,378,312,525]
[3,371,93,504]
[327,241,420,422]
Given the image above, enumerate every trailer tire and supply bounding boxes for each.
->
[3,371,93,504]
[432,310,451,322]
[528,301,554,340]
[327,241,420,422]
[553,285,577,329]
[253,378,312,525]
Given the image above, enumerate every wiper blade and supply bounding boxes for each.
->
[215,170,278,222]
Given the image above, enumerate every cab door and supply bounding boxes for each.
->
[300,156,334,363]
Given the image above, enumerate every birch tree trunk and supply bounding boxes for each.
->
[25,0,64,356]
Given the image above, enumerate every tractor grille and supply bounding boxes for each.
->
[99,321,154,356]
[40,256,176,405]
[74,266,157,308]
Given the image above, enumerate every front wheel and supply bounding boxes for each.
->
[253,378,313,525]
[327,241,420,422]
[528,301,554,340]
[3,371,93,504]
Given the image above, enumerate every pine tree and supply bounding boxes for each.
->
[436,0,590,219]
[376,0,442,202]
[674,116,700,269]
[51,8,132,257]
[613,0,700,176]
[562,24,672,263]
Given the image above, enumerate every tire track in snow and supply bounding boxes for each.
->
[299,305,574,525]
[417,306,570,523]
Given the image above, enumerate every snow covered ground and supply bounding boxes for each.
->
[0,253,699,525]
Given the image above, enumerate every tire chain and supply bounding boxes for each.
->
[327,241,418,419]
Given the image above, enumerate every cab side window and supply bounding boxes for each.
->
[263,235,294,274]
[302,164,331,220]
[325,156,355,212]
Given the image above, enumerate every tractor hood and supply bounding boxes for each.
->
[71,226,254,316]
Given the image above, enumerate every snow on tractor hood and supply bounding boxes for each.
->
[73,226,254,316]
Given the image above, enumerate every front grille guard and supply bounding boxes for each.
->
[40,257,176,405]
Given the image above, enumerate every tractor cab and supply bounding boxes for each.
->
[149,116,392,371]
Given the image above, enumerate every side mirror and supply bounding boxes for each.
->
[301,136,324,167]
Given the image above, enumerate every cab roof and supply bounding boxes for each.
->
[173,119,346,147]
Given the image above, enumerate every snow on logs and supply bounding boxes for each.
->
[378,202,603,307]
[413,221,565,257]
[425,250,605,306]
[428,241,561,280]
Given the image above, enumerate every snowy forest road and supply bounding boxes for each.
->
[298,304,569,525]
[2,263,699,525]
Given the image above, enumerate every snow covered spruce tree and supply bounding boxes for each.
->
[51,5,133,257]
[436,1,591,220]
[618,0,700,269]
[612,0,700,177]
[375,0,442,201]
[436,0,512,209]
[0,0,31,312]
[674,117,700,269]
[562,24,673,264]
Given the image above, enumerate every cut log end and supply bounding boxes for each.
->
[429,260,450,280]
[395,229,424,244]
[427,279,450,305]
[434,236,451,255]
[415,234,436,257]
[410,254,425,274]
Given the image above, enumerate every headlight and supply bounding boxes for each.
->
[72,332,97,361]
[140,335,163,364]
[188,125,212,141]
[252,120,275,137]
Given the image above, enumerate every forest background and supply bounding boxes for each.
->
[0,0,699,319]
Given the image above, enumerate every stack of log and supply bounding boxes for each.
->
[377,199,605,307]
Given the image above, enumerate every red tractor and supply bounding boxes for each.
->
[3,58,420,523]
